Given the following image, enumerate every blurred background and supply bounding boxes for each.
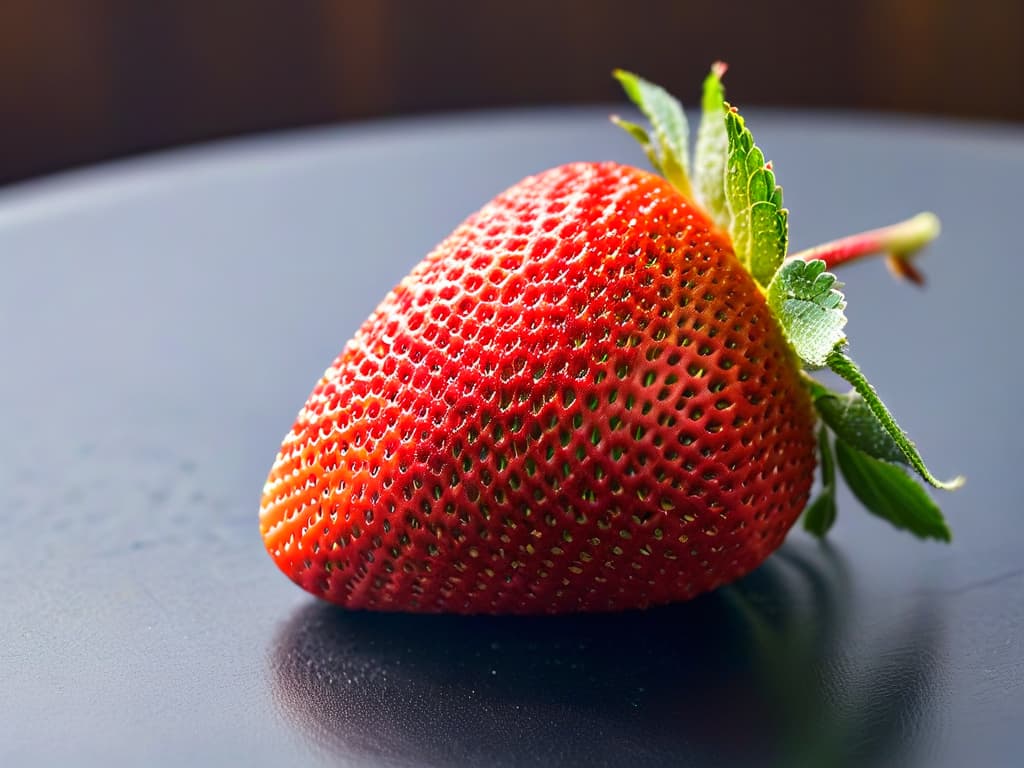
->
[2,0,1021,187]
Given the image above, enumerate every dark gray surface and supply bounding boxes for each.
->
[1,107,1022,767]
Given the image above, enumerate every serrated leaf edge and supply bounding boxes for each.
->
[723,104,788,286]
[767,259,849,369]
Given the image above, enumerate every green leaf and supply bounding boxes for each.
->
[610,115,662,175]
[812,387,905,464]
[827,349,965,491]
[803,427,838,537]
[694,62,730,230]
[724,105,788,286]
[613,69,692,197]
[767,259,847,368]
[834,438,952,542]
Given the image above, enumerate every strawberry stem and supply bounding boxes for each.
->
[788,212,940,284]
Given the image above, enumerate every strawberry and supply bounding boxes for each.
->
[260,65,961,614]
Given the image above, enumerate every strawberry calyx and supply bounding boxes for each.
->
[614,65,962,542]
[611,70,692,199]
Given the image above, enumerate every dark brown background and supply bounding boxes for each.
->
[2,0,1021,187]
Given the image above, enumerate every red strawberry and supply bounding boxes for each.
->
[260,66,960,614]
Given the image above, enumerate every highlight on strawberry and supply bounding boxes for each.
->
[259,64,962,614]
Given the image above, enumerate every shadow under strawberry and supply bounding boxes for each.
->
[269,541,947,768]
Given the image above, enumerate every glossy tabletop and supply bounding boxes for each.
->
[1,108,1022,767]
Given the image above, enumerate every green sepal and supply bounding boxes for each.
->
[803,426,838,537]
[724,105,788,286]
[613,69,692,198]
[767,259,847,369]
[610,116,662,176]
[807,382,904,464]
[827,349,964,491]
[834,438,952,542]
[694,62,730,230]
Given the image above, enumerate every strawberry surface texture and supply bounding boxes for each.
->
[261,162,817,613]
[261,66,960,614]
